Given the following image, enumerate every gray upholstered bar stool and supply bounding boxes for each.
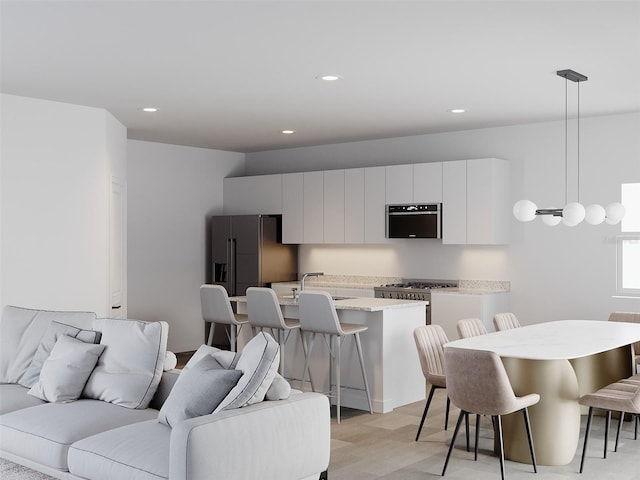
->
[298,290,373,423]
[456,318,488,339]
[200,284,248,352]
[493,313,521,331]
[246,287,312,384]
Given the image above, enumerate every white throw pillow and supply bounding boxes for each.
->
[82,318,168,409]
[28,335,105,403]
[214,332,280,412]
[265,373,291,401]
[157,355,242,427]
[183,344,238,371]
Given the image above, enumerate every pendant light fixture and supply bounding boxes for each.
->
[513,69,625,226]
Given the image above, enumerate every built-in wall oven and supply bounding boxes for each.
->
[373,279,458,324]
[386,203,442,239]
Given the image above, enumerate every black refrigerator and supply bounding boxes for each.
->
[210,214,298,296]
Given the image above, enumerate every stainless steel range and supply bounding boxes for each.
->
[374,279,458,324]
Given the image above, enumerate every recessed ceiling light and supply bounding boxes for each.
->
[282,130,295,135]
[318,75,341,81]
[449,108,466,114]
[140,107,159,112]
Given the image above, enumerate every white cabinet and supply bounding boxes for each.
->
[223,174,282,215]
[364,166,387,244]
[345,168,365,243]
[442,160,467,244]
[413,162,443,203]
[282,173,303,244]
[323,170,345,243]
[385,164,413,204]
[304,171,324,243]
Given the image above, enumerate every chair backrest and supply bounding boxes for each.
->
[246,287,286,329]
[444,346,521,416]
[609,311,640,355]
[298,291,343,336]
[413,325,449,383]
[456,318,488,339]
[493,312,521,331]
[200,284,240,325]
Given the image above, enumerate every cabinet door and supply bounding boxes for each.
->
[385,164,413,204]
[364,166,388,243]
[323,170,345,243]
[345,168,365,243]
[467,158,509,244]
[282,173,303,244]
[442,160,467,244]
[223,174,283,215]
[413,162,443,203]
[304,171,324,243]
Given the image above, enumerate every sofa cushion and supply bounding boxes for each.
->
[0,399,158,471]
[28,335,106,403]
[214,331,279,412]
[83,318,168,409]
[68,420,170,480]
[0,384,46,415]
[0,306,96,384]
[157,355,242,427]
[20,320,102,388]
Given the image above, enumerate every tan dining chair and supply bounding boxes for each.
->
[493,313,521,331]
[578,377,640,473]
[298,290,373,424]
[442,346,539,480]
[200,284,248,352]
[456,318,488,339]
[608,311,640,373]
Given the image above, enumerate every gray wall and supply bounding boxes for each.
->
[246,113,640,325]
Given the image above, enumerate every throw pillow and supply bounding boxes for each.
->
[19,321,101,388]
[28,335,105,403]
[157,355,242,427]
[183,344,239,371]
[82,318,168,409]
[0,305,96,384]
[265,373,291,401]
[214,332,280,412]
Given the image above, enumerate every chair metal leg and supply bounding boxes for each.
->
[474,414,480,461]
[442,410,466,476]
[580,406,594,473]
[604,410,611,459]
[522,407,537,473]
[206,322,215,346]
[495,415,505,480]
[354,332,373,414]
[615,411,623,452]
[445,396,451,431]
[301,332,316,391]
[416,385,437,441]
[335,335,341,424]
[465,412,470,452]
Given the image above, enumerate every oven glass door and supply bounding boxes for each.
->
[387,212,440,238]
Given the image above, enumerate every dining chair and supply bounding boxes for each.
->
[456,318,488,339]
[200,284,248,352]
[493,313,521,331]
[442,346,539,480]
[298,290,373,424]
[608,311,640,373]
[578,377,640,473]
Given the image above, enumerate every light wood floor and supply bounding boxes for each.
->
[328,388,640,480]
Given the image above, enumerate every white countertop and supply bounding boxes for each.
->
[445,319,640,360]
[230,295,427,312]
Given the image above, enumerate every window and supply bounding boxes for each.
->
[617,183,640,296]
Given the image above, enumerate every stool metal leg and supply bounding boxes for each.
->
[301,332,317,390]
[207,322,215,346]
[354,332,373,414]
[299,330,316,391]
[335,335,341,424]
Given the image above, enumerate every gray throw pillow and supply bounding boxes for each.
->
[27,335,105,403]
[20,321,101,388]
[158,355,242,427]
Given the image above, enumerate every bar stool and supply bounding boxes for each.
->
[298,290,373,423]
[200,284,248,352]
[246,287,313,386]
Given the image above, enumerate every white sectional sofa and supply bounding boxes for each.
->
[0,306,330,480]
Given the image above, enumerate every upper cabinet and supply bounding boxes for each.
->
[365,166,388,244]
[385,164,413,204]
[324,170,345,244]
[223,174,282,215]
[282,173,303,244]
[442,160,468,244]
[344,169,365,243]
[304,171,324,243]
[413,162,443,203]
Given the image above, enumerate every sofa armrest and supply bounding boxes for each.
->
[169,392,330,480]
[149,369,181,410]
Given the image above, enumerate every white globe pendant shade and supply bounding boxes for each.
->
[605,202,626,225]
[541,209,562,226]
[562,202,586,226]
[584,204,606,225]
[513,200,538,222]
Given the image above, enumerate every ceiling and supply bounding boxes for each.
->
[2,1,639,153]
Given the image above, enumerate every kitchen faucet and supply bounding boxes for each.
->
[301,272,324,291]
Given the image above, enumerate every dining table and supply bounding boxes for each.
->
[444,319,640,466]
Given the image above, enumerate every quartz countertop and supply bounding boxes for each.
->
[230,295,427,312]
[432,288,509,295]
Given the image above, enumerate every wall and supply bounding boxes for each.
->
[246,113,640,325]
[0,94,126,315]
[127,140,244,352]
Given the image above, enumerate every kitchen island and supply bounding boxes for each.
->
[230,295,427,413]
